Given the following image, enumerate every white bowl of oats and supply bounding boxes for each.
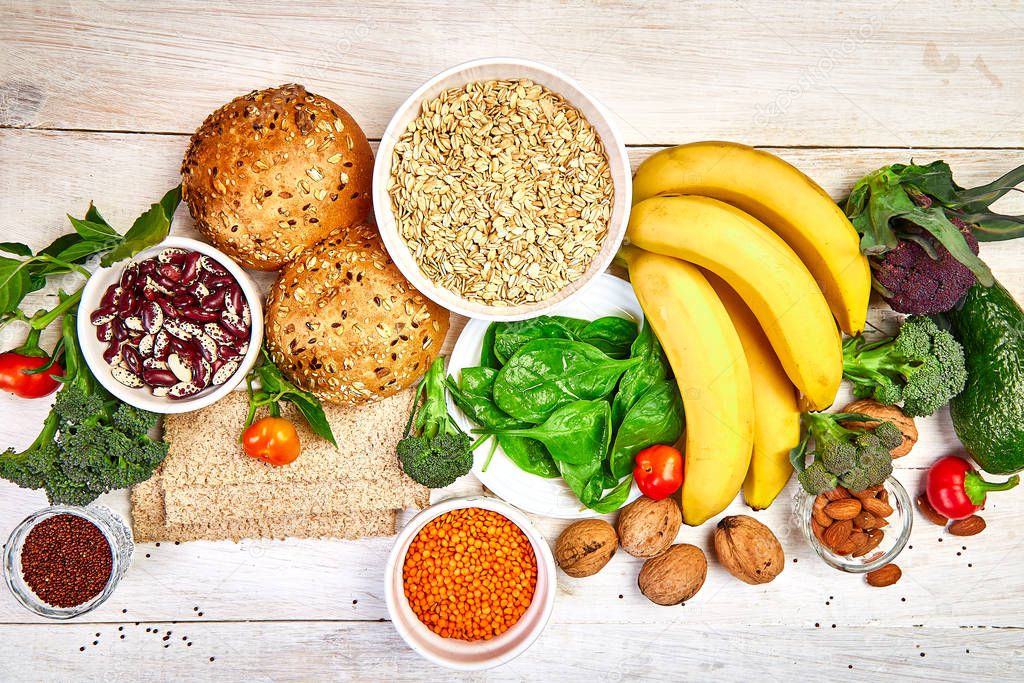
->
[373,57,631,321]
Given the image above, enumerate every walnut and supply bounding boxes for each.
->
[841,399,918,457]
[554,519,617,578]
[638,544,707,605]
[616,496,682,558]
[713,515,785,585]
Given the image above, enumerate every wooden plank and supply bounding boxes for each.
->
[1,1,1023,146]
[1,130,1023,628]
[0,621,1019,682]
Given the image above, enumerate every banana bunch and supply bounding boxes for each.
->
[622,141,870,524]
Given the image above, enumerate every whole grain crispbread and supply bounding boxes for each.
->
[131,472,397,543]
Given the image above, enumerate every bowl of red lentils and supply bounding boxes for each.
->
[2,505,134,619]
[384,496,556,670]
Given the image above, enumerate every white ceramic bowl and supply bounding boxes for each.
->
[384,496,556,671]
[373,57,632,321]
[77,236,264,414]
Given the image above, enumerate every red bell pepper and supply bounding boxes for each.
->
[0,328,64,399]
[925,455,1019,520]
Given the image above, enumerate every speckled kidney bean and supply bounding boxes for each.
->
[91,247,252,399]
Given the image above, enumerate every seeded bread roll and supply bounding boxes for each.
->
[265,223,450,404]
[181,83,374,270]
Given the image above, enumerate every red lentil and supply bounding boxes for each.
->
[402,507,537,641]
[21,514,112,608]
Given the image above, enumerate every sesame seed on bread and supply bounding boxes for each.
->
[265,222,449,405]
[181,83,374,271]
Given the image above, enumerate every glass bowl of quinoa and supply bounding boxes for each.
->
[3,505,134,619]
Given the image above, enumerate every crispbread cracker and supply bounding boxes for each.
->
[161,389,424,500]
[131,471,397,543]
[163,482,425,525]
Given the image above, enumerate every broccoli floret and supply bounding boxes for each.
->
[797,460,838,495]
[873,221,979,315]
[112,403,159,438]
[842,315,967,416]
[396,356,473,489]
[792,412,897,494]
[1,310,168,506]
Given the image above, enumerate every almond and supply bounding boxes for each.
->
[879,488,890,505]
[862,496,894,518]
[915,494,949,527]
[853,529,885,557]
[948,515,986,536]
[813,506,833,527]
[824,498,862,521]
[811,518,827,542]
[853,511,879,530]
[823,486,851,501]
[822,518,853,550]
[866,563,902,587]
[836,530,867,556]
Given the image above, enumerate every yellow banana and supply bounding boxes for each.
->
[632,141,870,335]
[619,246,753,526]
[627,194,842,410]
[704,272,801,511]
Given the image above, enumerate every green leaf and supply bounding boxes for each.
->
[100,202,171,267]
[159,185,183,223]
[38,233,84,260]
[609,381,684,479]
[67,215,120,242]
[950,163,1024,213]
[952,210,1024,242]
[479,322,502,369]
[84,202,113,228]
[0,256,34,315]
[56,239,113,265]
[906,207,994,286]
[282,389,337,447]
[586,475,633,513]
[0,242,32,257]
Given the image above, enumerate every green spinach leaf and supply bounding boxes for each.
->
[611,319,667,426]
[479,322,502,369]
[493,339,639,422]
[476,399,611,466]
[492,316,578,364]
[577,316,638,359]
[609,380,684,478]
[586,475,634,513]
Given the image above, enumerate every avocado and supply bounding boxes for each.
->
[947,280,1024,474]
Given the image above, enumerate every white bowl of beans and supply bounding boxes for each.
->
[77,236,263,414]
[384,495,557,670]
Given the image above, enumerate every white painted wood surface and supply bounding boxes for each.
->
[2,2,1024,680]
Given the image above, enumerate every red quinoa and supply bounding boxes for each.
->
[21,514,112,608]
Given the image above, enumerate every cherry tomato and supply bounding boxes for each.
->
[0,352,64,399]
[242,416,301,466]
[633,444,684,500]
[925,455,1018,520]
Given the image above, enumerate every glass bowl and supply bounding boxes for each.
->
[3,505,134,619]
[795,476,912,573]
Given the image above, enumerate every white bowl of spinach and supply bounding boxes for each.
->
[447,274,684,518]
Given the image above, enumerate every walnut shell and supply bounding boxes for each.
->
[713,515,785,585]
[841,400,918,458]
[616,496,682,558]
[638,544,707,605]
[554,519,617,578]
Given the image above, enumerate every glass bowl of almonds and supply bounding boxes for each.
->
[373,57,631,321]
[796,476,913,573]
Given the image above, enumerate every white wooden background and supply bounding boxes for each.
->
[2,1,1024,681]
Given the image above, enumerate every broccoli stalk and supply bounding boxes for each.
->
[842,315,967,417]
[791,411,904,495]
[396,356,474,488]
[1,303,167,505]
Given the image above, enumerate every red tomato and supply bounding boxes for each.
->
[242,417,301,466]
[0,352,64,399]
[633,444,684,500]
